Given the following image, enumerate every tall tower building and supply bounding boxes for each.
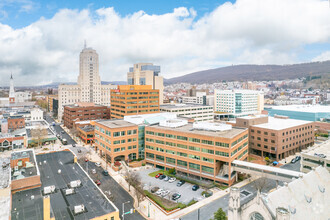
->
[58,44,116,121]
[77,46,101,103]
[9,74,15,104]
[127,63,164,104]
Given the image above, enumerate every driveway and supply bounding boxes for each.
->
[137,168,205,204]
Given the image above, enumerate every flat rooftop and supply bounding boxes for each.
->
[11,150,38,180]
[79,125,94,132]
[150,122,247,139]
[160,104,213,109]
[301,139,330,158]
[97,119,136,128]
[268,104,330,113]
[11,151,117,220]
[0,157,10,189]
[238,115,268,120]
[251,117,312,130]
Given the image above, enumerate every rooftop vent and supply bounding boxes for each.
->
[43,185,56,195]
[74,204,85,215]
[70,180,82,188]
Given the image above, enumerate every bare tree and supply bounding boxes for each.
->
[252,175,270,193]
[31,126,48,148]
[124,170,140,192]
[70,127,79,140]
[135,183,145,207]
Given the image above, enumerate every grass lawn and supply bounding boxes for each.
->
[148,170,174,177]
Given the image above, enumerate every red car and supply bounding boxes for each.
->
[155,173,163,178]
[95,180,101,186]
[85,158,89,162]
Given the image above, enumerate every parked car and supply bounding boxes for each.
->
[295,155,301,161]
[176,180,185,187]
[155,173,163,178]
[168,177,176,183]
[192,185,199,191]
[291,158,296,163]
[85,158,89,162]
[159,175,166,180]
[95,162,101,167]
[77,149,81,153]
[72,143,76,147]
[172,193,181,201]
[161,190,170,197]
[95,180,101,185]
[156,189,164,196]
[102,170,109,176]
[61,131,65,134]
[164,176,170,181]
[151,187,160,193]
[91,169,96,174]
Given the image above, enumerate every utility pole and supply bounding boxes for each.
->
[122,201,130,220]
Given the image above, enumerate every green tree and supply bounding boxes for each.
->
[211,208,227,220]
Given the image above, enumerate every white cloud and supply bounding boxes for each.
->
[0,0,329,86]
[312,51,330,62]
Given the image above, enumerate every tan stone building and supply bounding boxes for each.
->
[110,85,160,119]
[236,115,314,161]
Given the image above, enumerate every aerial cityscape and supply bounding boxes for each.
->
[0,0,329,220]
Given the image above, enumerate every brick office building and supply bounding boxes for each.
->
[110,85,160,119]
[236,115,314,161]
[63,102,110,129]
[7,116,25,131]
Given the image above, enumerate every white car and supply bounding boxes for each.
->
[161,190,170,197]
[168,177,176,183]
[156,189,164,196]
[95,162,101,167]
[91,169,96,174]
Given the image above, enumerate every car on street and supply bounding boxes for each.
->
[291,158,296,163]
[72,144,76,147]
[164,176,170,181]
[102,170,109,176]
[95,180,101,186]
[172,193,181,201]
[192,185,199,191]
[77,149,81,153]
[151,187,159,193]
[176,180,185,187]
[155,173,163,178]
[168,177,176,183]
[61,131,65,134]
[85,158,89,162]
[159,175,166,180]
[161,190,170,197]
[91,169,96,174]
[95,162,101,167]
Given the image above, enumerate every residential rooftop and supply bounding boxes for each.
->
[11,151,118,220]
[11,150,39,180]
[251,117,313,130]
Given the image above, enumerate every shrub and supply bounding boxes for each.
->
[142,163,145,166]
[144,190,186,211]
[201,191,212,198]
[265,157,269,161]
[114,161,121,167]
[168,168,176,175]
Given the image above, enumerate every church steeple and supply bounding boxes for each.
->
[9,73,15,104]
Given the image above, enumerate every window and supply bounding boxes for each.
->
[202,140,214,145]
[177,144,187,149]
[166,134,176,138]
[113,132,120,137]
[189,162,200,171]
[156,155,164,161]
[166,149,175,154]
[189,138,200,143]
[177,160,187,167]
[114,148,120,152]
[215,142,229,148]
[113,140,120,145]
[166,157,175,164]
[188,154,200,160]
[189,146,200,151]
[201,149,214,154]
[202,157,214,163]
[177,152,187,157]
[121,131,125,136]
[177,136,188,141]
[202,166,214,174]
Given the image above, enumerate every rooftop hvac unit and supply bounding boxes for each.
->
[58,169,61,174]
[65,188,75,195]
[44,185,56,195]
[70,180,82,188]
[74,204,85,215]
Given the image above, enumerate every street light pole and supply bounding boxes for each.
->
[122,201,130,220]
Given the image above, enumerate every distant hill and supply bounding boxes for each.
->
[165,61,330,84]
[26,81,127,88]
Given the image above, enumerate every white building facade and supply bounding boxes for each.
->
[214,90,264,119]
[160,103,214,121]
[58,46,116,121]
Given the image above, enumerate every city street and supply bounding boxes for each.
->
[44,113,76,145]
[79,160,145,220]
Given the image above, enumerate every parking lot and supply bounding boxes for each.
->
[138,168,205,204]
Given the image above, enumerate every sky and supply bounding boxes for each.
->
[0,0,330,86]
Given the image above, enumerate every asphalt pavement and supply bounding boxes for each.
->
[280,160,301,172]
[79,160,145,220]
[44,113,76,145]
